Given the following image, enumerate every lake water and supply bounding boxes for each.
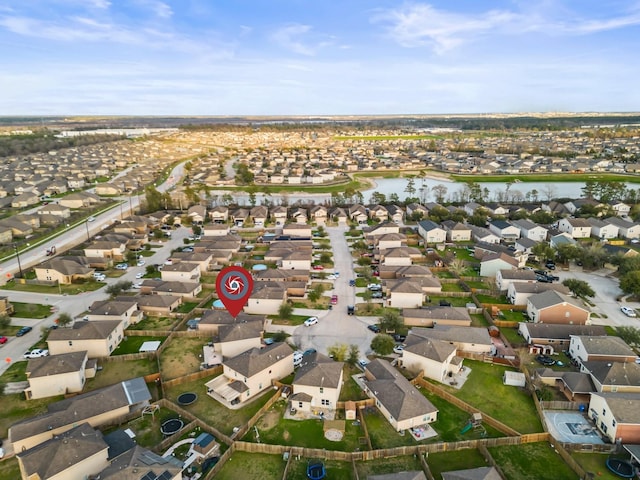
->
[211,177,635,206]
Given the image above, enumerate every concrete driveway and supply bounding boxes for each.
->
[553,266,640,328]
[292,226,377,358]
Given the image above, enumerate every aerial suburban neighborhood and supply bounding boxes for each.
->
[3,116,640,479]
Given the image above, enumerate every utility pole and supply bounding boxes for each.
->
[85,220,90,242]
[13,243,23,279]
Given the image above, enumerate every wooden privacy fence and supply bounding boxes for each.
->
[162,366,222,389]
[125,329,172,336]
[155,398,233,445]
[102,351,155,362]
[232,387,284,441]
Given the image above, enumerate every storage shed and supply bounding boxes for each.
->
[503,371,526,387]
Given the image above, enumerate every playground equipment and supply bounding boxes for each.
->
[307,461,327,480]
[177,392,198,406]
[606,457,635,478]
[161,418,184,436]
[461,413,486,436]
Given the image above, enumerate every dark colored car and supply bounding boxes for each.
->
[367,324,381,333]
[545,260,556,270]
[303,348,317,356]
[536,274,552,283]
[393,334,406,343]
[439,300,452,307]
[371,292,383,299]
[201,456,220,474]
[347,305,355,315]
[536,354,556,366]
[349,279,356,287]
[16,326,32,337]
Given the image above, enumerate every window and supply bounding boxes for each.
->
[612,419,616,427]
[68,341,73,346]
[319,387,324,394]
[258,383,262,390]
[298,401,303,408]
[321,399,330,406]
[603,408,606,416]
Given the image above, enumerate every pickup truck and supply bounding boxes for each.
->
[24,349,49,359]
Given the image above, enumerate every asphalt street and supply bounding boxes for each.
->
[292,226,377,359]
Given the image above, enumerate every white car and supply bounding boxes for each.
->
[24,349,49,359]
[135,272,145,279]
[87,216,95,222]
[132,282,143,289]
[393,344,405,355]
[621,306,637,317]
[327,274,337,280]
[137,260,145,267]
[304,316,319,327]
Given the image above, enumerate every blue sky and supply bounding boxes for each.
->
[1,0,639,115]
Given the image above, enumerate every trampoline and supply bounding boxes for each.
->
[161,418,184,436]
[606,458,635,478]
[307,461,326,480]
[177,392,198,406]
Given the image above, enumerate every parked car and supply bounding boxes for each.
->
[304,316,319,327]
[368,284,381,291]
[347,305,355,315]
[312,265,324,270]
[115,263,128,270]
[331,295,338,305]
[545,260,556,270]
[371,292,383,299]
[327,274,337,280]
[367,324,381,333]
[621,306,637,317]
[349,279,356,287]
[358,358,370,369]
[87,216,95,222]
[439,300,452,307]
[24,349,49,359]
[137,259,145,267]
[16,326,32,337]
[393,334,406,343]
[0,336,8,344]
[535,354,556,366]
[263,337,275,345]
[393,344,405,354]
[303,348,317,356]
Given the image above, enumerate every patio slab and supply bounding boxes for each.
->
[543,411,604,444]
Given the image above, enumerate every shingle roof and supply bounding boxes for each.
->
[98,445,182,480]
[583,361,640,387]
[572,336,636,357]
[411,325,492,346]
[442,466,502,480]
[592,393,640,423]
[26,351,87,378]
[294,353,343,389]
[47,320,121,341]
[224,342,293,377]
[528,290,585,310]
[403,307,471,322]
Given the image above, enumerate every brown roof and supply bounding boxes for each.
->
[26,351,87,378]
[98,445,182,480]
[224,342,293,377]
[217,320,263,343]
[47,320,121,341]
[294,353,343,389]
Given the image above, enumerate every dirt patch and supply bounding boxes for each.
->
[257,410,280,430]
[324,429,344,441]
[283,430,291,441]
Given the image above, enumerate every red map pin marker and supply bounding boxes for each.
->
[215,266,254,318]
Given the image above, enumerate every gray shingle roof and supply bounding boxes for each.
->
[26,351,87,378]
[224,342,292,377]
[294,353,343,389]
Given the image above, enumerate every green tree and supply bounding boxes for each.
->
[448,258,467,277]
[327,343,348,361]
[347,344,360,366]
[272,330,288,342]
[532,243,556,264]
[371,334,395,356]
[380,309,402,332]
[616,326,640,347]
[320,252,332,264]
[144,185,164,212]
[561,279,595,298]
[405,177,416,197]
[278,303,293,320]
[529,211,556,224]
[105,280,133,298]
[370,191,386,205]
[57,312,72,327]
[620,271,640,297]
[362,289,374,313]
[0,314,10,329]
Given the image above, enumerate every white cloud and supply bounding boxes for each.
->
[271,24,315,56]
[136,0,173,19]
[373,3,640,53]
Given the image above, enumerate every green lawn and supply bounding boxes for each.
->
[243,400,363,451]
[489,442,578,480]
[500,327,523,347]
[355,456,423,479]
[421,390,504,442]
[425,296,470,307]
[441,282,465,292]
[364,409,419,449]
[0,361,28,384]
[426,449,489,480]
[339,368,369,402]
[447,360,543,434]
[496,309,528,322]
[271,314,313,326]
[10,301,52,318]
[103,406,178,449]
[286,458,354,480]
[0,457,21,480]
[164,374,275,436]
[84,358,158,392]
[214,452,287,480]
[1,281,104,295]
[176,302,198,313]
[0,324,22,336]
[470,314,490,327]
[571,452,620,480]
[127,316,178,331]
[475,294,510,304]
[465,281,491,290]
[435,270,456,279]
[111,335,166,355]
[446,247,475,262]
[0,392,61,438]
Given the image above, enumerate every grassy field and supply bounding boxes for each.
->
[103,406,178,449]
[84,357,158,392]
[0,361,28,385]
[339,368,369,402]
[446,359,543,434]
[441,282,465,292]
[111,335,166,355]
[1,281,104,295]
[571,452,620,480]
[164,374,274,436]
[10,301,53,318]
[127,316,179,331]
[425,295,470,307]
[214,452,287,480]
[242,400,364,451]
[0,392,60,438]
[0,457,21,480]
[159,336,208,380]
[489,442,578,480]
[286,458,354,480]
[426,449,490,479]
[364,409,419,449]
[355,456,423,479]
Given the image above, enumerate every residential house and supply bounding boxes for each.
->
[170,251,213,273]
[550,232,578,249]
[0,217,34,236]
[364,359,438,432]
[282,223,312,238]
[309,205,328,224]
[402,307,472,327]
[16,424,109,480]
[441,221,471,242]
[269,205,288,225]
[376,233,407,250]
[564,198,602,215]
[349,204,368,224]
[11,192,39,208]
[161,262,201,283]
[587,217,619,240]
[479,252,519,277]
[518,323,606,350]
[214,320,264,359]
[582,361,640,393]
[245,282,287,315]
[98,445,182,480]
[380,247,423,267]
[59,192,101,209]
[24,351,92,400]
[0,296,14,316]
[488,220,520,241]
[187,204,206,224]
[526,290,591,325]
[205,342,293,405]
[512,219,548,242]
[495,269,536,292]
[386,279,425,308]
[609,201,631,217]
[401,331,461,383]
[250,205,269,227]
[84,238,127,261]
[441,468,501,480]
[202,223,230,237]
[417,220,446,245]
[558,217,592,238]
[133,294,182,316]
[589,393,640,443]
[508,282,570,305]
[569,335,637,366]
[291,352,344,414]
[411,325,493,355]
[370,472,427,480]
[208,205,229,223]
[197,311,264,334]
[47,320,124,358]
[329,206,348,224]
[290,207,307,223]
[87,299,142,328]
[34,257,94,284]
[37,203,71,219]
[369,205,389,222]
[605,217,640,239]
[9,378,151,452]
[406,202,429,220]
[140,280,202,298]
[468,225,500,244]
[230,208,249,226]
[386,204,404,224]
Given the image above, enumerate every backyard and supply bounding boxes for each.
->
[355,455,423,479]
[286,458,353,480]
[84,357,158,392]
[213,452,286,480]
[10,301,53,318]
[159,336,208,380]
[0,392,60,439]
[489,442,578,480]
[164,375,275,436]
[111,335,166,355]
[363,408,419,449]
[0,457,21,480]
[571,452,621,480]
[127,316,178,331]
[242,400,364,452]
[444,359,543,434]
[426,449,490,479]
